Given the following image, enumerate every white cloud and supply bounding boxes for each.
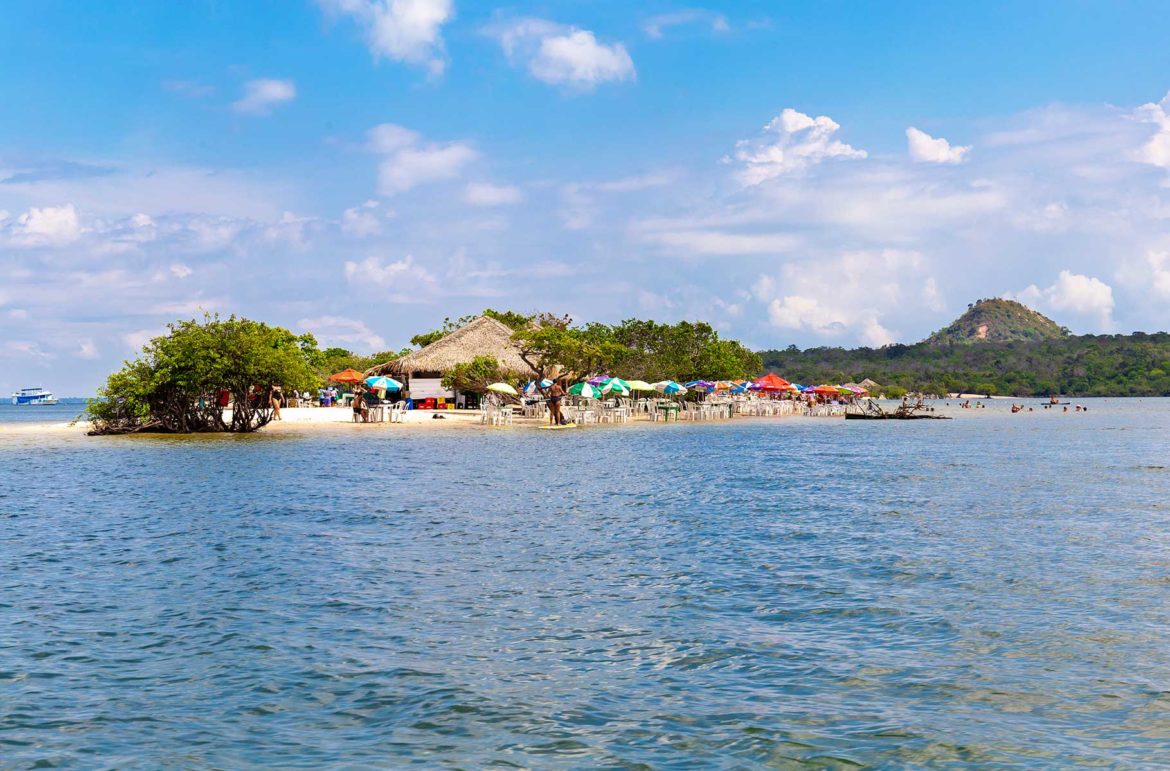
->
[490,18,635,89]
[341,200,383,236]
[170,263,193,279]
[906,127,971,164]
[232,78,296,115]
[77,339,99,359]
[123,329,158,352]
[1134,91,1170,169]
[367,123,477,194]
[4,341,54,361]
[636,225,799,256]
[318,0,453,76]
[367,123,419,153]
[728,108,867,185]
[344,255,439,301]
[13,204,82,245]
[758,250,930,346]
[1144,250,1170,298]
[298,315,386,351]
[1011,270,1115,328]
[643,10,729,39]
[465,182,523,206]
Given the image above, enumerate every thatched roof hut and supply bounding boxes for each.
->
[366,315,537,377]
[858,378,881,390]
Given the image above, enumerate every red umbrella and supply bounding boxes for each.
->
[752,372,794,392]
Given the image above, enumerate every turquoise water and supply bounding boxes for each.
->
[2,399,1169,767]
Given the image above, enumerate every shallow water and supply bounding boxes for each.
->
[2,399,1169,767]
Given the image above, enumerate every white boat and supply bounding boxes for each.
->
[11,387,58,405]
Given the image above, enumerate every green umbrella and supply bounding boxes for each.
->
[600,377,631,396]
[568,382,601,398]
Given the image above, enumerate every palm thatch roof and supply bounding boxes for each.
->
[367,316,538,377]
[858,378,881,389]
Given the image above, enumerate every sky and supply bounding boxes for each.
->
[2,0,1170,396]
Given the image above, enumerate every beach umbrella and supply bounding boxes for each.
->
[684,379,715,391]
[811,384,841,396]
[522,380,537,395]
[365,376,403,391]
[569,382,602,398]
[752,373,793,392]
[587,375,609,386]
[540,378,554,388]
[487,382,518,396]
[627,380,655,392]
[652,380,688,396]
[729,382,750,394]
[329,368,366,384]
[600,377,631,396]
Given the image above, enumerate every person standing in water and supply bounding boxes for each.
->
[547,380,565,425]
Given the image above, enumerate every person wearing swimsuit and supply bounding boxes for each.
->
[547,381,565,425]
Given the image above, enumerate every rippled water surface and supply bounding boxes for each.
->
[3,399,1170,768]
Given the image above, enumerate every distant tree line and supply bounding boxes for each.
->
[759,333,1170,397]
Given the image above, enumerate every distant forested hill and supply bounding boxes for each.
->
[923,298,1068,345]
[759,333,1170,397]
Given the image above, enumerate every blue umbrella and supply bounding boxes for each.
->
[523,380,537,395]
[365,376,402,391]
[540,378,554,388]
[652,380,688,396]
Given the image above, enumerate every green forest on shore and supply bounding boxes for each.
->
[760,333,1170,397]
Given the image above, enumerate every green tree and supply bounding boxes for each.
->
[88,315,319,434]
[441,355,507,394]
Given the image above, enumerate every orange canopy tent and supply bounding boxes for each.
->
[328,368,366,384]
[753,372,795,392]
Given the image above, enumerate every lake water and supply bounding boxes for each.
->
[2,399,1169,767]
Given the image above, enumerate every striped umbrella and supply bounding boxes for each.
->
[569,382,602,398]
[600,377,631,395]
[365,376,403,391]
[652,380,688,395]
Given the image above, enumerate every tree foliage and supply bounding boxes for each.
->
[759,332,1170,397]
[440,355,507,394]
[88,315,320,434]
[512,315,761,382]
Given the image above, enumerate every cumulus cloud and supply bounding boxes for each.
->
[1012,270,1115,328]
[344,255,439,301]
[319,0,453,75]
[367,123,477,194]
[12,204,82,245]
[1134,90,1170,170]
[756,250,933,346]
[465,182,523,206]
[643,9,729,39]
[170,263,193,279]
[906,127,971,163]
[490,18,635,89]
[298,315,387,351]
[728,108,867,185]
[232,78,296,115]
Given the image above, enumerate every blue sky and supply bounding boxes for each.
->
[3,1,1170,395]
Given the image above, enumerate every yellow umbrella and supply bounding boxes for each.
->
[627,380,655,391]
[487,382,518,396]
